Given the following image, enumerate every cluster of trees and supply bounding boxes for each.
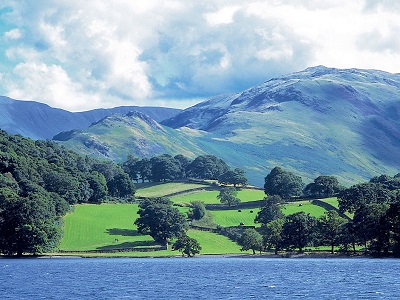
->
[134,197,201,256]
[248,168,400,256]
[0,130,135,256]
[264,167,343,200]
[122,154,247,186]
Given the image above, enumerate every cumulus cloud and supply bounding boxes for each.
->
[0,0,399,111]
[4,28,22,40]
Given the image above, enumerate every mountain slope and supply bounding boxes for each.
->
[0,96,180,140]
[162,66,400,183]
[53,111,206,161]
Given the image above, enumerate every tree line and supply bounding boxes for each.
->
[0,130,135,256]
[121,154,247,186]
[235,168,400,256]
[134,166,400,257]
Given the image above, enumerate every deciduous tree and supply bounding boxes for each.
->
[134,198,188,248]
[172,235,202,257]
[264,167,303,200]
[217,187,240,207]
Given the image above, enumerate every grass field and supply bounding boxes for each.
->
[59,182,342,256]
[59,203,247,255]
[281,200,328,217]
[170,189,265,205]
[135,182,208,198]
[211,209,259,227]
[320,197,339,208]
[59,204,155,251]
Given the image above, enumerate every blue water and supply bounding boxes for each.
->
[1,257,400,299]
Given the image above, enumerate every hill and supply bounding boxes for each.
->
[52,66,400,186]
[0,96,180,140]
[162,66,400,184]
[53,111,206,160]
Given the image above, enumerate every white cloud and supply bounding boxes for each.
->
[8,62,102,111]
[4,28,22,40]
[204,5,241,26]
[0,0,400,111]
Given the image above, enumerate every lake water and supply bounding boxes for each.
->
[1,257,400,299]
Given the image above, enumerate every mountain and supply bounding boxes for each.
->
[0,96,180,140]
[53,111,206,161]
[162,66,400,184]
[17,66,400,186]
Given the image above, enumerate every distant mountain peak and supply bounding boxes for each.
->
[0,96,180,140]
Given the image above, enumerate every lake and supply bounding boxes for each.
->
[1,257,400,299]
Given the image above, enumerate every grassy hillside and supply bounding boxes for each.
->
[59,183,341,256]
[59,203,250,255]
[169,188,264,204]
[135,182,209,198]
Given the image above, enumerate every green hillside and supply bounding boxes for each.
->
[59,183,340,256]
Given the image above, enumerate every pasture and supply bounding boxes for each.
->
[59,203,248,255]
[169,188,264,205]
[135,182,208,198]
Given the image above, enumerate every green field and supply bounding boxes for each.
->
[211,209,258,227]
[281,200,328,217]
[170,189,265,205]
[59,204,156,251]
[320,197,339,208]
[59,182,342,256]
[135,182,208,198]
[59,203,248,255]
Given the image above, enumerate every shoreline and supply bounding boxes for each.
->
[1,251,379,259]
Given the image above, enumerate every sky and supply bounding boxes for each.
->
[0,0,400,112]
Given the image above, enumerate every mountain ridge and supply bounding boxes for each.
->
[0,96,181,140]
[1,66,399,186]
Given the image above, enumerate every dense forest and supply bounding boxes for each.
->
[0,130,135,256]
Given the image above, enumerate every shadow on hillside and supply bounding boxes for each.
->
[106,228,138,236]
[96,240,157,250]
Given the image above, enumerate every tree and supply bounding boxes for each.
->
[149,154,181,182]
[218,168,248,187]
[304,175,341,198]
[172,235,202,257]
[261,218,285,254]
[188,201,206,220]
[385,203,400,256]
[281,212,316,253]
[264,167,303,200]
[137,158,152,183]
[134,198,188,248]
[317,210,346,253]
[187,155,229,180]
[174,154,191,179]
[108,172,135,198]
[0,188,62,256]
[352,203,389,253]
[338,183,394,213]
[238,228,263,254]
[217,187,240,207]
[254,195,283,224]
[370,174,400,191]
[121,155,140,182]
[87,171,108,203]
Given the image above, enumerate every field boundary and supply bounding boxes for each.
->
[205,199,265,210]
[311,199,351,220]
[58,246,167,253]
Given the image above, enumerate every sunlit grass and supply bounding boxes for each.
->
[135,182,208,198]
[281,200,327,217]
[211,209,259,227]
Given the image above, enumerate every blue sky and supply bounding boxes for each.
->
[0,0,400,111]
